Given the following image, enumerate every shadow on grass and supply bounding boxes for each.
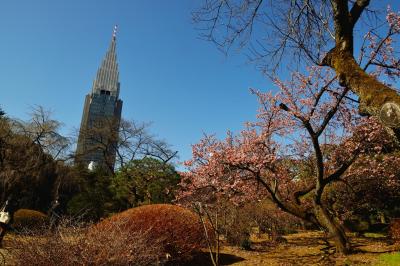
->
[179,251,245,266]
[350,235,395,254]
[170,233,396,265]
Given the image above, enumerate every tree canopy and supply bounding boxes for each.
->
[111,158,181,209]
[194,0,400,137]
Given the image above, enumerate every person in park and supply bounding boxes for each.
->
[0,196,18,245]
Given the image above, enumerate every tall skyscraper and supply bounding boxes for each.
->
[76,26,123,170]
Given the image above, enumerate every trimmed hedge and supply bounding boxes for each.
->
[12,209,49,232]
[95,204,212,263]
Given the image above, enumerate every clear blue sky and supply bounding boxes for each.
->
[0,1,398,166]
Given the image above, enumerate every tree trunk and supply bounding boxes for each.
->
[322,48,400,134]
[314,204,350,254]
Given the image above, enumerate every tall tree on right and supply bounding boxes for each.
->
[187,1,400,254]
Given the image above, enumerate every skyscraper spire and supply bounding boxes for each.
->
[91,26,120,98]
[112,25,118,40]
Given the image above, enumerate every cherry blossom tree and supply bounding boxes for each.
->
[178,63,398,254]
[325,150,400,224]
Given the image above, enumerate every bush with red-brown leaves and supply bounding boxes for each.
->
[95,204,212,263]
[7,217,164,266]
[390,218,400,247]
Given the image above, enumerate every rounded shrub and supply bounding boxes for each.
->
[12,209,49,233]
[95,204,212,263]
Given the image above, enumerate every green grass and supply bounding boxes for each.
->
[376,252,400,266]
[364,232,386,238]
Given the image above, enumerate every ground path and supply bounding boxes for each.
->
[191,231,397,265]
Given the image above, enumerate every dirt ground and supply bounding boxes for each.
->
[1,231,397,265]
[190,231,398,266]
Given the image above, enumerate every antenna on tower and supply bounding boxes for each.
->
[112,25,118,40]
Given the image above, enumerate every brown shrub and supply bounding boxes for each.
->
[95,204,211,263]
[12,209,49,233]
[248,201,300,237]
[223,210,253,249]
[8,217,164,266]
[390,218,400,244]
[219,200,300,247]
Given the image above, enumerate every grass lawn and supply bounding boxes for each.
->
[376,252,400,266]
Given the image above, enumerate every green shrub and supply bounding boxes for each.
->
[95,204,212,263]
[240,236,252,250]
[12,209,49,233]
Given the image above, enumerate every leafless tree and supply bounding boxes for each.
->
[116,119,178,167]
[75,117,178,173]
[11,106,72,216]
[13,106,71,161]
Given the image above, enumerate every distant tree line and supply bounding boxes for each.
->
[0,105,180,222]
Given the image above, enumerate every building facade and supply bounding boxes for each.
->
[76,29,123,170]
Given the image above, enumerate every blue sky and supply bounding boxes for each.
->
[0,1,398,166]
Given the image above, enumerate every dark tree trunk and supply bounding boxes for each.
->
[273,195,351,254]
[326,0,400,138]
[313,204,350,254]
